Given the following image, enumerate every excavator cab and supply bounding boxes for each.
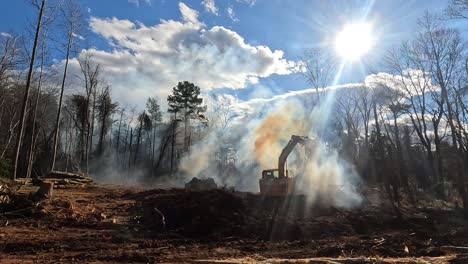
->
[262,169,281,179]
[259,135,312,196]
[260,169,295,196]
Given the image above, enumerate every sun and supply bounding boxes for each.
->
[335,22,374,62]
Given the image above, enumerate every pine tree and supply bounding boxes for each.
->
[167,81,206,152]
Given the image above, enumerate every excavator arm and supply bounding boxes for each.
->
[278,135,309,178]
[259,134,312,196]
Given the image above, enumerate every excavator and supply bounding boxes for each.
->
[259,135,312,196]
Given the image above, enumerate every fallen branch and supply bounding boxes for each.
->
[440,246,468,254]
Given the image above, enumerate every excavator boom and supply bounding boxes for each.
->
[278,135,309,178]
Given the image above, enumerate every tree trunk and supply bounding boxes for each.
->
[123,124,129,169]
[88,88,97,157]
[115,110,123,154]
[1,117,19,159]
[12,0,45,179]
[184,112,188,151]
[393,113,406,188]
[127,127,133,177]
[98,109,106,156]
[51,27,73,171]
[133,125,142,165]
[170,113,177,176]
[151,124,157,177]
[26,40,46,179]
[433,130,444,194]
[97,95,109,156]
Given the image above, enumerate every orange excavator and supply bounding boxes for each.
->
[259,135,311,196]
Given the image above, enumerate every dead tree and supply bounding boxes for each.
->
[51,0,82,171]
[302,48,338,102]
[78,52,101,165]
[12,0,46,179]
[26,39,47,179]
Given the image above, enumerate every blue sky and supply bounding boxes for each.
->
[0,0,463,108]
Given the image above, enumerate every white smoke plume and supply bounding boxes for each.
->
[179,91,362,208]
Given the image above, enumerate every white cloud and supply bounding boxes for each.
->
[179,2,202,25]
[236,0,256,6]
[365,70,435,96]
[233,83,364,118]
[128,0,151,7]
[226,6,239,22]
[65,2,297,108]
[202,0,218,15]
[72,33,85,40]
[0,32,12,38]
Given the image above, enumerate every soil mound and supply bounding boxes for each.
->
[135,189,246,237]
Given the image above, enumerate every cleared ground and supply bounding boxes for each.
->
[0,184,467,263]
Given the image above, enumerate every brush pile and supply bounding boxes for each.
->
[184,177,218,191]
[0,180,35,216]
[0,181,11,205]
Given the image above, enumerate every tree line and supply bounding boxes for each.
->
[0,0,209,182]
[302,8,468,212]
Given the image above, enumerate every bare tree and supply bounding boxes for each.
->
[302,48,338,101]
[0,36,23,157]
[336,89,361,161]
[51,0,82,171]
[355,86,373,153]
[386,49,436,187]
[12,0,46,179]
[446,0,468,19]
[114,107,125,158]
[0,35,23,89]
[78,51,101,172]
[420,13,466,202]
[26,36,47,179]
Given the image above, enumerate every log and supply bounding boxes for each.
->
[44,171,91,180]
[39,171,93,188]
[440,246,468,254]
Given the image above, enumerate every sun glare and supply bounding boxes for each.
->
[335,22,374,62]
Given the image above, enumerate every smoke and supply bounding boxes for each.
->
[90,151,148,186]
[293,138,362,208]
[179,92,362,208]
[253,104,310,168]
[91,148,189,189]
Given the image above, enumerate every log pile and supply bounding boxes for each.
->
[41,171,93,189]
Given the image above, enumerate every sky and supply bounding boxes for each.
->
[0,0,464,110]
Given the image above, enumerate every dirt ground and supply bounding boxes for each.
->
[0,184,467,263]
